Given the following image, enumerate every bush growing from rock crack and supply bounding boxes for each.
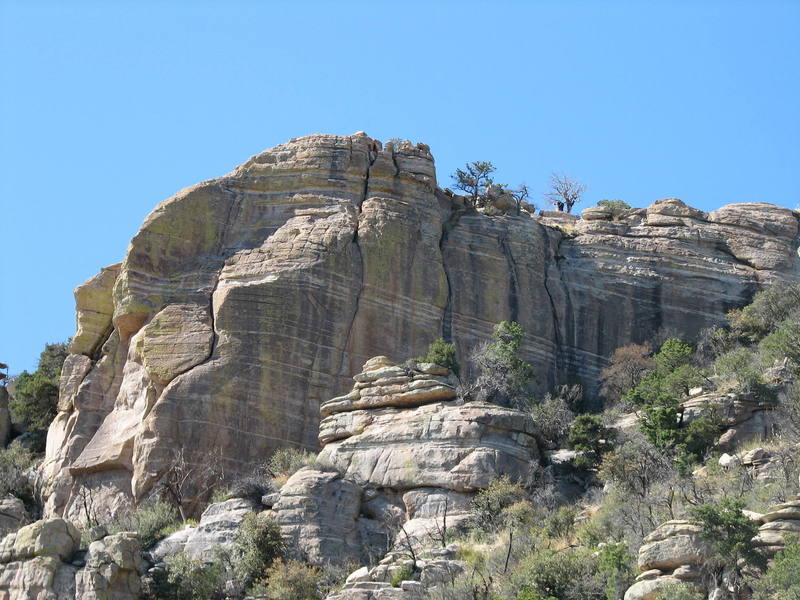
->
[461,321,534,410]
[471,475,529,534]
[108,498,179,549]
[568,414,615,469]
[531,393,575,448]
[151,553,225,600]
[231,512,287,592]
[416,337,460,377]
[0,444,37,506]
[268,447,315,480]
[596,199,631,218]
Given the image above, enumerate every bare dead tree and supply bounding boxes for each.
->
[157,447,224,522]
[544,172,587,213]
[427,498,449,548]
[397,523,418,566]
[76,484,100,528]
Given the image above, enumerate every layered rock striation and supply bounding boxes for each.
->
[41,132,800,518]
[272,356,538,567]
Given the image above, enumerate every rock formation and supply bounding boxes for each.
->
[624,520,711,600]
[271,357,538,567]
[753,495,800,558]
[0,518,144,600]
[39,132,800,519]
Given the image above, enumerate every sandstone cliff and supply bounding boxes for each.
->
[40,132,800,519]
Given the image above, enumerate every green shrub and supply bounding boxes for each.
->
[232,512,287,591]
[9,342,68,437]
[390,565,414,587]
[268,448,315,479]
[597,199,631,217]
[750,536,800,599]
[109,498,180,549]
[543,505,577,541]
[714,347,764,391]
[471,475,528,533]
[568,414,615,469]
[677,412,721,463]
[417,338,460,377]
[690,498,766,575]
[760,316,800,371]
[0,444,36,505]
[654,583,705,600]
[508,547,605,600]
[596,542,636,600]
[728,284,800,344]
[163,552,225,600]
[248,558,324,600]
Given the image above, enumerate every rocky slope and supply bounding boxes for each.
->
[39,132,800,520]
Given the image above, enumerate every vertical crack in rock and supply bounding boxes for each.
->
[438,208,459,343]
[498,227,520,323]
[541,226,566,377]
[338,143,378,377]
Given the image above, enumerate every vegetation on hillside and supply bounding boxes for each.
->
[8,341,68,447]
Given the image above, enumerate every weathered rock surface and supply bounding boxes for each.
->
[41,133,800,518]
[327,546,464,600]
[753,495,800,557]
[149,497,258,563]
[624,520,710,600]
[0,519,80,600]
[0,518,146,600]
[74,532,144,600]
[318,363,537,491]
[272,358,537,570]
[0,497,29,538]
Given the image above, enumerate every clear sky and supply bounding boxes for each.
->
[1,0,798,374]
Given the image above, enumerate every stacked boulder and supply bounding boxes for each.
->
[0,518,144,600]
[0,519,81,600]
[271,356,538,594]
[753,495,800,558]
[624,520,710,600]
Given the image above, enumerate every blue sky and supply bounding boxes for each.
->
[1,0,798,374]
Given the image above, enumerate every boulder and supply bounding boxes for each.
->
[149,498,257,562]
[75,532,144,600]
[3,519,81,563]
[0,497,29,537]
[273,467,370,566]
[625,520,712,600]
[0,555,77,600]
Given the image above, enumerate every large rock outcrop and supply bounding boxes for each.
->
[272,357,538,567]
[40,133,800,519]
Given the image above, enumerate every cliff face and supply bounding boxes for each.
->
[40,133,800,519]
